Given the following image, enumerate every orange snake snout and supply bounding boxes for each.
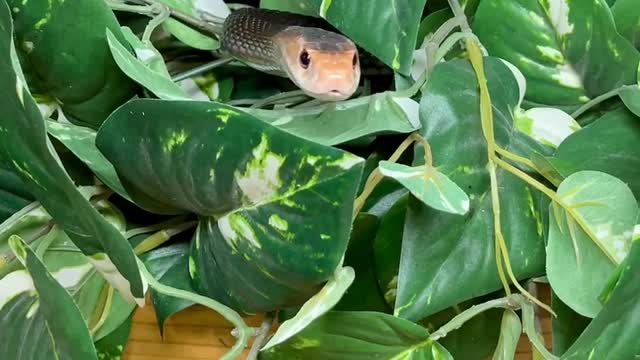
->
[307,51,361,100]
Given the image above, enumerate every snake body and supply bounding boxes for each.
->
[220,8,361,101]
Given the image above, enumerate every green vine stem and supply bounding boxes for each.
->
[246,312,275,360]
[89,285,114,335]
[570,84,636,118]
[132,221,198,255]
[171,57,234,82]
[142,4,170,44]
[136,258,254,360]
[429,295,521,341]
[352,132,432,216]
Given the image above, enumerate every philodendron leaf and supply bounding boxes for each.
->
[156,0,229,50]
[473,0,640,110]
[260,311,453,359]
[560,240,640,359]
[140,242,195,335]
[298,0,427,74]
[262,266,355,350]
[0,1,145,303]
[548,106,640,200]
[6,235,98,360]
[106,28,191,101]
[395,58,549,321]
[619,85,640,117]
[243,92,420,146]
[491,309,522,360]
[379,161,470,215]
[260,0,317,16]
[95,99,364,312]
[94,315,133,360]
[546,171,638,317]
[514,107,581,149]
[0,167,33,223]
[8,0,137,128]
[45,120,130,201]
[551,290,590,356]
[611,0,640,49]
[1,198,137,350]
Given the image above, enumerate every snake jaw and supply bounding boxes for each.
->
[277,27,361,101]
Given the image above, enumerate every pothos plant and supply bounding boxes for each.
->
[0,0,639,359]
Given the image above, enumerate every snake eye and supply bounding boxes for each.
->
[352,53,358,68]
[299,49,310,69]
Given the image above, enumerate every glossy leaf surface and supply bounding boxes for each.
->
[261,311,453,359]
[546,171,638,317]
[9,0,137,127]
[395,58,548,321]
[474,0,640,110]
[0,1,144,302]
[96,99,364,312]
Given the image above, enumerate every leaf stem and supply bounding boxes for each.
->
[429,295,522,341]
[250,90,309,109]
[247,312,275,360]
[352,132,424,216]
[570,85,635,118]
[171,57,234,82]
[136,258,254,360]
[133,221,198,255]
[142,5,170,44]
[447,0,471,33]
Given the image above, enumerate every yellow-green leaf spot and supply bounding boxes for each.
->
[329,153,363,170]
[516,107,580,148]
[189,256,197,278]
[163,129,188,153]
[292,337,321,349]
[320,234,331,240]
[235,134,285,204]
[526,187,544,237]
[218,213,261,249]
[216,107,238,124]
[305,154,322,166]
[269,214,288,231]
[552,63,584,89]
[392,45,401,70]
[319,0,332,18]
[536,45,565,63]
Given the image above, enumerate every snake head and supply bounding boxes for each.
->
[277,26,361,101]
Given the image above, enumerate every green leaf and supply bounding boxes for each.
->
[619,86,640,117]
[549,106,640,200]
[243,92,420,146]
[373,194,408,307]
[491,310,522,360]
[0,2,145,303]
[611,0,640,49]
[140,242,195,335]
[334,213,389,312]
[395,58,549,321]
[7,235,98,360]
[298,0,427,74]
[546,171,638,317]
[262,266,355,350]
[9,0,137,128]
[551,290,590,356]
[473,0,640,110]
[106,27,191,101]
[560,240,640,359]
[0,167,33,223]
[95,99,364,312]
[379,161,470,215]
[260,311,453,359]
[514,107,581,149]
[45,120,130,201]
[94,315,133,360]
[156,0,228,50]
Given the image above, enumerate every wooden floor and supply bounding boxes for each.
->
[123,287,553,360]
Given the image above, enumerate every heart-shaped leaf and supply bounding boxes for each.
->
[157,0,228,50]
[9,0,137,127]
[395,57,549,321]
[560,240,640,359]
[0,1,145,303]
[244,92,420,146]
[260,311,453,359]
[612,0,640,49]
[95,99,364,312]
[5,235,98,360]
[473,0,640,110]
[379,161,470,215]
[546,170,638,317]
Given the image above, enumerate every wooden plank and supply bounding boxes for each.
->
[124,284,555,360]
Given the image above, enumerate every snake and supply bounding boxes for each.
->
[219,8,361,101]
